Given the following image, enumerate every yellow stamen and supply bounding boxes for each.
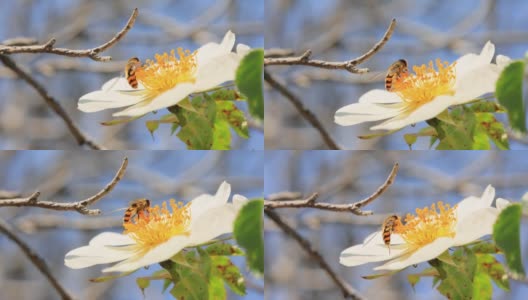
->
[123,199,191,254]
[392,59,456,112]
[394,201,457,249]
[135,48,197,102]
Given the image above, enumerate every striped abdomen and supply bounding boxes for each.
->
[125,57,141,89]
[123,199,150,225]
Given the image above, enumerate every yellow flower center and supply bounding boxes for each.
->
[135,48,197,102]
[123,199,191,254]
[394,201,457,249]
[392,59,456,112]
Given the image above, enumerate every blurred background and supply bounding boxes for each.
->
[0,151,263,300]
[0,0,264,149]
[265,0,528,150]
[265,151,528,300]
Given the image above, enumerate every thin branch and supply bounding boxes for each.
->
[264,70,340,150]
[0,54,104,149]
[264,18,396,73]
[0,218,74,300]
[0,8,138,62]
[265,209,364,300]
[264,163,399,215]
[0,158,128,214]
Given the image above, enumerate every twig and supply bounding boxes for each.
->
[0,218,74,300]
[0,158,128,214]
[15,215,121,233]
[0,8,138,62]
[264,163,399,216]
[0,54,104,149]
[265,209,364,300]
[264,70,340,150]
[264,18,396,73]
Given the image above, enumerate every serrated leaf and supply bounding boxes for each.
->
[427,108,479,150]
[216,101,249,139]
[432,248,477,300]
[475,112,509,150]
[234,199,264,275]
[469,100,505,114]
[236,49,263,121]
[476,253,510,291]
[496,60,526,133]
[471,241,500,254]
[472,272,492,300]
[162,249,212,300]
[210,89,245,101]
[176,96,216,149]
[170,269,209,300]
[212,256,246,295]
[493,204,525,276]
[211,119,231,150]
[206,243,244,256]
[177,97,199,113]
[208,275,227,300]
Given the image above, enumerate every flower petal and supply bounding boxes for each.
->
[196,31,236,65]
[188,203,241,246]
[88,232,135,246]
[495,198,511,210]
[78,90,145,113]
[358,89,403,104]
[334,103,401,126]
[339,241,408,267]
[454,207,500,246]
[102,235,191,273]
[112,83,195,117]
[371,94,455,130]
[189,181,231,219]
[374,237,454,271]
[456,185,495,219]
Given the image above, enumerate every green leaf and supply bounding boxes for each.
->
[236,49,264,121]
[234,199,264,275]
[210,89,245,101]
[216,101,249,139]
[493,204,525,276]
[496,60,526,133]
[475,113,509,150]
[161,249,212,300]
[472,272,492,300]
[469,100,505,114]
[211,256,246,295]
[136,277,150,296]
[101,115,143,126]
[361,270,400,280]
[89,270,136,282]
[206,243,244,256]
[357,128,401,139]
[431,248,478,300]
[208,275,227,300]
[146,120,159,137]
[476,253,510,291]
[427,107,479,150]
[176,95,216,149]
[471,241,500,254]
[212,119,231,150]
[405,268,438,291]
[402,127,436,149]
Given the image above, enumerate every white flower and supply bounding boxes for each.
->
[78,31,251,117]
[64,181,247,273]
[340,185,509,271]
[335,41,511,131]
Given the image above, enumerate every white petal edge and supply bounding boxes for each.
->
[374,237,454,271]
[454,207,500,246]
[189,181,231,220]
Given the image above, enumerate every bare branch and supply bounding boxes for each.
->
[0,158,128,214]
[0,8,138,62]
[264,163,399,215]
[0,54,104,149]
[0,218,74,300]
[264,18,396,73]
[264,70,340,150]
[265,209,365,300]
